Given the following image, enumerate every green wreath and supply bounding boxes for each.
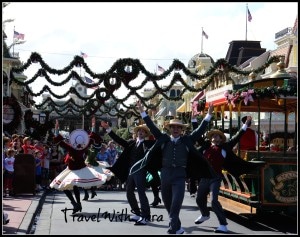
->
[96,88,110,101]
[103,76,122,91]
[3,96,22,134]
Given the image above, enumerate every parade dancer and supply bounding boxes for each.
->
[50,120,107,214]
[131,100,214,234]
[83,117,114,200]
[101,120,155,226]
[194,116,265,233]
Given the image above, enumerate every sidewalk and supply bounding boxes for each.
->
[2,190,47,235]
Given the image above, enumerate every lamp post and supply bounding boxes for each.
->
[39,113,46,124]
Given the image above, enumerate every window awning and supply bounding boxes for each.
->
[176,103,186,113]
[155,107,166,118]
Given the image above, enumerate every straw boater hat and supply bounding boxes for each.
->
[69,129,90,150]
[133,124,151,137]
[207,129,227,143]
[165,119,188,130]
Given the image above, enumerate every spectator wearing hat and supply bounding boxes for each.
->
[50,120,108,214]
[236,116,258,160]
[133,100,214,234]
[194,116,264,233]
[100,120,155,226]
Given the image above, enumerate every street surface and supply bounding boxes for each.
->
[31,189,297,235]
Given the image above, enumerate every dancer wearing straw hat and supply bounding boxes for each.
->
[132,100,214,234]
[194,116,264,233]
[101,121,155,226]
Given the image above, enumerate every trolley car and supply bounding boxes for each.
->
[205,75,297,216]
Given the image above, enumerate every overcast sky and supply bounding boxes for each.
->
[3,2,298,104]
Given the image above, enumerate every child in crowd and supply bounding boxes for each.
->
[41,144,51,189]
[22,137,35,155]
[3,148,15,197]
[34,150,43,192]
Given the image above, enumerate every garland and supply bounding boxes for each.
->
[10,52,293,118]
[224,85,297,108]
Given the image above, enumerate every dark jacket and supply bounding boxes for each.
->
[129,115,215,179]
[106,130,155,183]
[198,127,265,178]
[53,134,88,170]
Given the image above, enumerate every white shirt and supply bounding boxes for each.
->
[170,136,180,143]
[136,139,144,147]
[4,157,15,172]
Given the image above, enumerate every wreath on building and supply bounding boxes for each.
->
[3,96,22,134]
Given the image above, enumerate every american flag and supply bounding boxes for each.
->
[202,30,208,39]
[84,76,98,89]
[14,30,25,40]
[247,7,252,22]
[80,51,88,58]
[157,65,165,73]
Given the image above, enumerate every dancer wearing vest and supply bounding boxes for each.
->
[194,116,264,233]
[133,100,214,234]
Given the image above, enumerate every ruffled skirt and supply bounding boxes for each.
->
[89,164,114,181]
[50,166,107,191]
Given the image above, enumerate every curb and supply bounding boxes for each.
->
[16,190,48,235]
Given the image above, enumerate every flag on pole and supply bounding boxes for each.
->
[84,76,98,89]
[202,30,208,39]
[13,30,25,40]
[157,65,166,73]
[80,51,88,58]
[247,7,252,22]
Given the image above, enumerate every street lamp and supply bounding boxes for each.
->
[39,113,46,124]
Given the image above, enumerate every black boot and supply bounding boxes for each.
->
[91,187,97,199]
[150,196,161,207]
[73,186,82,214]
[72,202,82,214]
[64,189,81,214]
[83,189,89,200]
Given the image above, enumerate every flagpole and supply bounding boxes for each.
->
[246,4,248,41]
[82,114,85,129]
[13,26,15,56]
[201,27,204,53]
